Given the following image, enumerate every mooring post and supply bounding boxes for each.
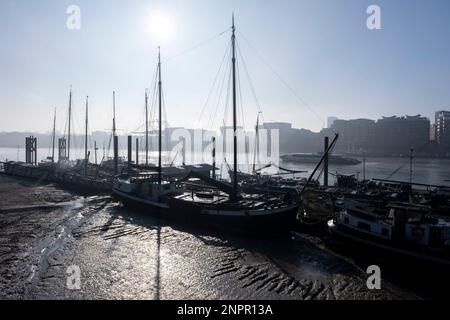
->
[324,136,329,187]
[113,135,119,176]
[25,137,30,164]
[212,137,216,179]
[410,148,414,190]
[58,138,66,162]
[94,141,98,165]
[136,138,139,166]
[363,154,366,181]
[34,137,37,165]
[182,137,186,166]
[127,135,132,173]
[26,136,37,165]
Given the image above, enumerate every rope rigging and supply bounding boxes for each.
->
[236,29,329,133]
[196,40,231,129]
[162,27,231,64]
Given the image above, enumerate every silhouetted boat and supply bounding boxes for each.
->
[112,49,184,211]
[165,16,301,234]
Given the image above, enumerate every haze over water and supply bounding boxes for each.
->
[2,147,449,187]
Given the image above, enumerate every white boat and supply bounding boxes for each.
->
[328,201,450,265]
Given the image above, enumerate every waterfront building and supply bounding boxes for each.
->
[435,110,450,147]
[375,115,430,155]
[329,118,376,154]
[327,117,338,129]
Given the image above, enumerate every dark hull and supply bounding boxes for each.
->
[112,188,167,215]
[112,188,299,236]
[329,220,450,267]
[167,197,299,236]
[114,189,298,236]
[3,162,112,194]
[240,184,300,196]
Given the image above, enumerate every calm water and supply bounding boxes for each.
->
[1,147,449,187]
[281,157,450,187]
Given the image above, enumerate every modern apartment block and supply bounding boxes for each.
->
[435,110,450,147]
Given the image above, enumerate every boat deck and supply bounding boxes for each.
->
[174,191,296,210]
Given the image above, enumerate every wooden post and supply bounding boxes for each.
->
[363,154,366,181]
[114,135,119,175]
[136,138,139,166]
[128,135,132,173]
[324,136,329,187]
[94,141,98,165]
[212,137,216,179]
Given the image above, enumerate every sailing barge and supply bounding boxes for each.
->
[112,16,301,234]
[164,17,301,234]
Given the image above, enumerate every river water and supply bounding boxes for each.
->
[281,157,450,187]
[2,147,449,187]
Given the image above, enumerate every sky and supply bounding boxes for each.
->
[0,0,450,134]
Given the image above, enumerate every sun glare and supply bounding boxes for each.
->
[146,10,176,43]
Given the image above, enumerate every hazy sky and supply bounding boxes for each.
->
[1,0,449,134]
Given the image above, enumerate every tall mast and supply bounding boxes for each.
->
[52,108,56,163]
[231,14,238,200]
[145,89,149,165]
[85,96,89,176]
[113,91,116,137]
[158,48,162,185]
[67,86,72,160]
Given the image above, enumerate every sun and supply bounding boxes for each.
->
[146,10,176,43]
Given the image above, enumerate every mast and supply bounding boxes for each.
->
[67,86,72,160]
[231,14,238,200]
[85,96,89,176]
[113,91,116,137]
[145,89,149,165]
[158,48,162,185]
[52,108,56,163]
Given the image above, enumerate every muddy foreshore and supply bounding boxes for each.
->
[0,174,445,300]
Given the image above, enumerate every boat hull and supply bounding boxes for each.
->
[167,197,299,236]
[111,187,169,214]
[328,220,450,267]
[112,187,299,236]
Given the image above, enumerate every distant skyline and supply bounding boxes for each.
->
[1,0,450,134]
